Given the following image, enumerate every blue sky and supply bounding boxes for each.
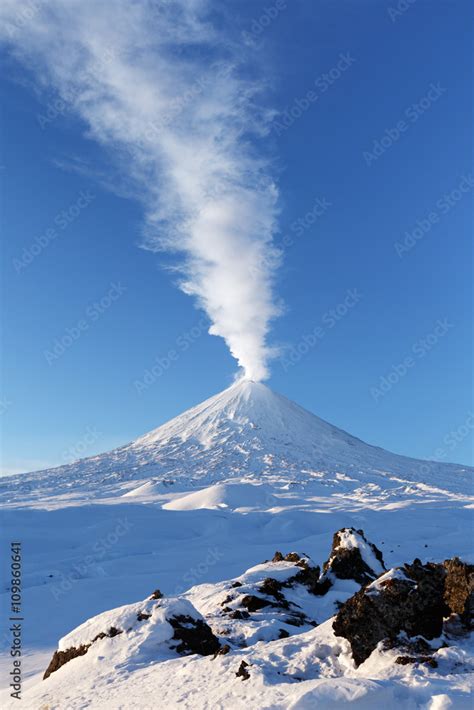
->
[1,0,472,474]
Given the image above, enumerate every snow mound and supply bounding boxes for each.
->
[163,481,276,511]
[44,595,220,681]
[122,480,167,498]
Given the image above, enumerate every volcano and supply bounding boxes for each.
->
[2,381,473,709]
[3,379,470,506]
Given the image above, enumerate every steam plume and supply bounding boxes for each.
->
[1,0,281,380]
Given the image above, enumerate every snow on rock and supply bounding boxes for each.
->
[322,527,386,586]
[185,552,325,646]
[333,557,473,666]
[43,595,220,680]
[31,562,473,710]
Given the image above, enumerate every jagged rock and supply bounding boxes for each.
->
[213,643,230,657]
[283,612,313,628]
[241,594,272,612]
[43,627,123,679]
[168,614,220,656]
[149,589,163,600]
[384,635,439,668]
[230,609,250,620]
[271,551,309,564]
[395,655,438,668]
[269,551,329,595]
[333,560,449,666]
[44,645,89,680]
[137,612,151,621]
[383,636,434,655]
[443,557,474,628]
[284,552,302,563]
[259,577,288,604]
[236,660,250,680]
[288,560,328,595]
[323,528,386,586]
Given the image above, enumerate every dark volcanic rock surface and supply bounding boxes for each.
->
[333,557,473,666]
[443,557,474,628]
[323,528,386,586]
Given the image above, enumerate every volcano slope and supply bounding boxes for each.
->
[0,380,472,707]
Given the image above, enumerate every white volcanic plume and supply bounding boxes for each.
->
[0,0,281,380]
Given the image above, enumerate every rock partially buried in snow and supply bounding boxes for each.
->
[333,557,473,666]
[41,528,472,699]
[188,553,323,645]
[43,596,220,680]
[443,557,474,628]
[322,527,386,586]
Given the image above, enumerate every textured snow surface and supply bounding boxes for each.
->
[1,380,471,507]
[0,380,472,708]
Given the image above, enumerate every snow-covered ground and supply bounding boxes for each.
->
[0,380,472,708]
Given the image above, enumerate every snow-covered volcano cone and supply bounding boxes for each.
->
[2,379,471,503]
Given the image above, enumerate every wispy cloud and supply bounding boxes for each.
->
[1,0,282,380]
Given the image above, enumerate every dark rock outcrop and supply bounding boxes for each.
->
[240,594,273,612]
[323,528,386,586]
[168,614,220,656]
[236,660,250,680]
[333,557,473,666]
[259,577,289,605]
[395,655,438,668]
[149,589,163,600]
[269,551,329,595]
[43,627,123,680]
[443,557,474,628]
[44,644,89,680]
